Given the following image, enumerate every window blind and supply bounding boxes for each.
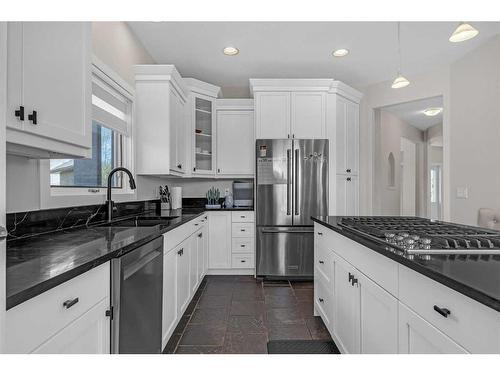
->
[92,75,130,135]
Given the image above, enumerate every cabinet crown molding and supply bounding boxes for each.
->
[216,98,254,111]
[329,81,363,103]
[249,78,335,95]
[184,77,221,98]
[134,64,188,100]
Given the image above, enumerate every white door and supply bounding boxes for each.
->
[255,92,290,139]
[208,212,232,269]
[162,247,177,347]
[216,110,254,175]
[335,175,358,216]
[400,137,417,216]
[7,22,91,148]
[359,273,398,353]
[291,92,325,138]
[176,239,190,316]
[32,299,110,354]
[333,254,360,354]
[398,303,468,354]
[189,233,198,295]
[0,22,7,354]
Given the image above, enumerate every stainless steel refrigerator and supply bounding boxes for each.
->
[256,139,328,278]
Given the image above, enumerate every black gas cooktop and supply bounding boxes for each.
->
[338,217,500,254]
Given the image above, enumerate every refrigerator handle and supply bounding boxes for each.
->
[294,148,299,215]
[286,149,291,215]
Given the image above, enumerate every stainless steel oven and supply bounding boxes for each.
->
[111,237,163,354]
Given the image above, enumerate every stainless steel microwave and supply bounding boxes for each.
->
[233,181,253,207]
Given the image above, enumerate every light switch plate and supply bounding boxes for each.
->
[456,186,468,199]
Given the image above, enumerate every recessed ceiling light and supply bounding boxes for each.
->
[423,107,443,116]
[391,74,410,89]
[223,46,239,56]
[449,22,479,43]
[332,48,349,57]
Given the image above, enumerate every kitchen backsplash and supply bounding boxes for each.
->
[6,200,158,240]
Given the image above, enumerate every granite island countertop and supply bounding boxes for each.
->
[6,208,208,309]
[312,216,500,313]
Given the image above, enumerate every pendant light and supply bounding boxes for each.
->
[392,22,410,89]
[449,22,479,43]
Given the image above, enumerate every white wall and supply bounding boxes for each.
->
[374,110,424,216]
[449,35,500,225]
[360,65,451,218]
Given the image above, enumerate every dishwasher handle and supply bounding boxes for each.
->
[123,249,162,281]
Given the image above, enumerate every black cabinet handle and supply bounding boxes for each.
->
[347,177,352,182]
[177,164,182,169]
[318,298,324,303]
[177,248,184,256]
[198,233,202,238]
[194,223,199,226]
[433,305,451,318]
[348,272,354,283]
[317,232,323,236]
[241,229,246,232]
[351,277,358,286]
[319,260,324,264]
[63,297,79,309]
[193,167,196,172]
[240,215,245,218]
[346,168,351,173]
[217,168,221,173]
[15,106,24,121]
[241,260,246,263]
[28,110,37,125]
[240,244,245,248]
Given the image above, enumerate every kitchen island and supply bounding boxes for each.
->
[312,216,500,354]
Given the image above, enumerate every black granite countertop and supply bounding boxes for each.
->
[6,209,206,310]
[312,216,500,313]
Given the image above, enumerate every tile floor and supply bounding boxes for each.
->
[163,275,335,354]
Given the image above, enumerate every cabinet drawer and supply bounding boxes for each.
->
[232,211,255,222]
[315,240,334,290]
[232,237,255,254]
[399,266,500,353]
[231,253,254,268]
[314,277,333,328]
[232,222,254,238]
[6,262,110,353]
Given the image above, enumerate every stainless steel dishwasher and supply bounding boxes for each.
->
[111,237,163,354]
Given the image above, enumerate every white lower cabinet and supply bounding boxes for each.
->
[315,223,500,354]
[176,239,191,316]
[398,303,468,354]
[32,298,110,354]
[162,244,178,347]
[6,262,110,354]
[208,211,232,269]
[332,253,360,354]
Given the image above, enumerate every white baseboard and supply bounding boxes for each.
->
[206,268,255,275]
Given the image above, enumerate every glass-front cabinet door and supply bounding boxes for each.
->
[192,94,216,175]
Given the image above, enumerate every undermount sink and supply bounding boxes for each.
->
[98,216,179,228]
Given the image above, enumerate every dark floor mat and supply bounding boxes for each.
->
[267,340,339,354]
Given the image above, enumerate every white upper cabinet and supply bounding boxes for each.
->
[291,92,326,138]
[134,65,188,176]
[335,95,359,175]
[216,99,255,176]
[6,22,92,158]
[185,78,220,177]
[254,92,290,139]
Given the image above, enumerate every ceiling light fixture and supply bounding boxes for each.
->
[223,46,239,56]
[423,107,443,117]
[392,22,410,89]
[449,22,479,43]
[333,48,349,57]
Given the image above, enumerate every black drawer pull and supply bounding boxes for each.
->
[240,244,245,247]
[348,272,354,283]
[198,233,202,238]
[351,277,358,286]
[15,106,24,121]
[177,164,182,169]
[195,223,199,226]
[317,232,323,236]
[241,260,246,263]
[240,216,246,218]
[346,168,351,173]
[433,305,451,318]
[241,229,246,232]
[318,298,324,303]
[28,110,37,125]
[319,260,324,264]
[177,248,184,256]
[63,297,79,309]
[347,177,352,181]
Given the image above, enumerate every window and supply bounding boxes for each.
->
[50,121,123,188]
[49,63,133,193]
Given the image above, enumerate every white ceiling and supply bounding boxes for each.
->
[382,96,443,131]
[128,22,500,97]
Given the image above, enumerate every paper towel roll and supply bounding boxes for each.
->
[170,187,182,209]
